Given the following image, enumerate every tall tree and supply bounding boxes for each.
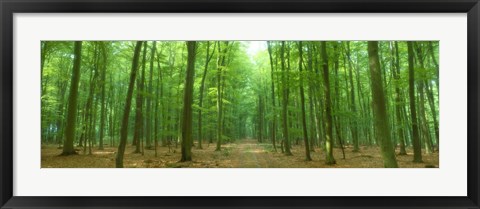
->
[116,41,143,168]
[320,42,336,164]
[408,41,423,163]
[133,42,148,154]
[413,43,434,154]
[198,41,216,149]
[280,41,292,155]
[267,41,278,152]
[146,41,157,149]
[367,41,398,168]
[180,41,197,162]
[345,42,359,152]
[298,41,312,161]
[332,42,345,159]
[216,41,229,151]
[99,42,108,150]
[393,41,407,155]
[61,41,82,156]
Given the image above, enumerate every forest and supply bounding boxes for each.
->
[41,41,439,168]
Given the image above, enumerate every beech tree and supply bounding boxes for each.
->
[116,41,143,168]
[408,41,423,163]
[368,41,398,168]
[180,41,197,162]
[321,41,336,165]
[61,41,82,156]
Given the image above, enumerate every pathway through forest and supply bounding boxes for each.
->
[42,138,439,168]
[238,141,260,167]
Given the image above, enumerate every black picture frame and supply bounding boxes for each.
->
[1,0,479,208]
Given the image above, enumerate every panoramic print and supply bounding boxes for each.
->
[41,41,439,168]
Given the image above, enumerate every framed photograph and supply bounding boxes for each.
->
[1,0,479,208]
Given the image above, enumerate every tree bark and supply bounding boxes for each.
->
[133,42,148,154]
[267,41,278,152]
[320,41,336,164]
[99,42,108,150]
[393,41,407,155]
[367,41,398,168]
[298,41,312,161]
[408,41,423,163]
[345,42,360,152]
[280,41,292,156]
[146,41,156,149]
[216,41,229,151]
[198,42,216,149]
[61,41,82,156]
[116,41,143,168]
[180,41,197,162]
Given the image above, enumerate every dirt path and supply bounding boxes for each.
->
[42,139,439,168]
[237,141,263,168]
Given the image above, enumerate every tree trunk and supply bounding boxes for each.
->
[345,42,359,152]
[367,41,398,168]
[428,42,439,95]
[216,42,229,151]
[146,41,156,150]
[407,41,423,163]
[180,41,197,162]
[320,42,336,164]
[133,42,148,154]
[332,42,345,159]
[82,43,100,154]
[425,80,439,151]
[61,41,82,156]
[280,41,292,156]
[393,41,407,155]
[298,42,312,161]
[116,41,143,168]
[198,42,215,149]
[99,42,108,150]
[267,41,278,152]
[414,43,434,154]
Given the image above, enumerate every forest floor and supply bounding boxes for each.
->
[42,139,439,168]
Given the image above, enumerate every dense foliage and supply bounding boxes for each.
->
[41,41,439,168]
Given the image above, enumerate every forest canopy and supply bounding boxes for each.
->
[41,41,439,168]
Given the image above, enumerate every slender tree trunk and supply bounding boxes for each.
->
[414,43,434,154]
[267,41,278,152]
[393,41,407,155]
[83,43,100,154]
[425,81,439,151]
[155,49,166,147]
[99,42,108,150]
[258,93,264,143]
[332,42,345,159]
[199,42,216,149]
[55,79,68,147]
[408,42,423,163]
[428,42,439,95]
[133,42,148,153]
[418,83,434,154]
[345,42,360,152]
[280,41,292,156]
[116,41,143,168]
[145,41,156,150]
[298,42,312,161]
[320,42,336,164]
[215,42,229,151]
[154,47,163,157]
